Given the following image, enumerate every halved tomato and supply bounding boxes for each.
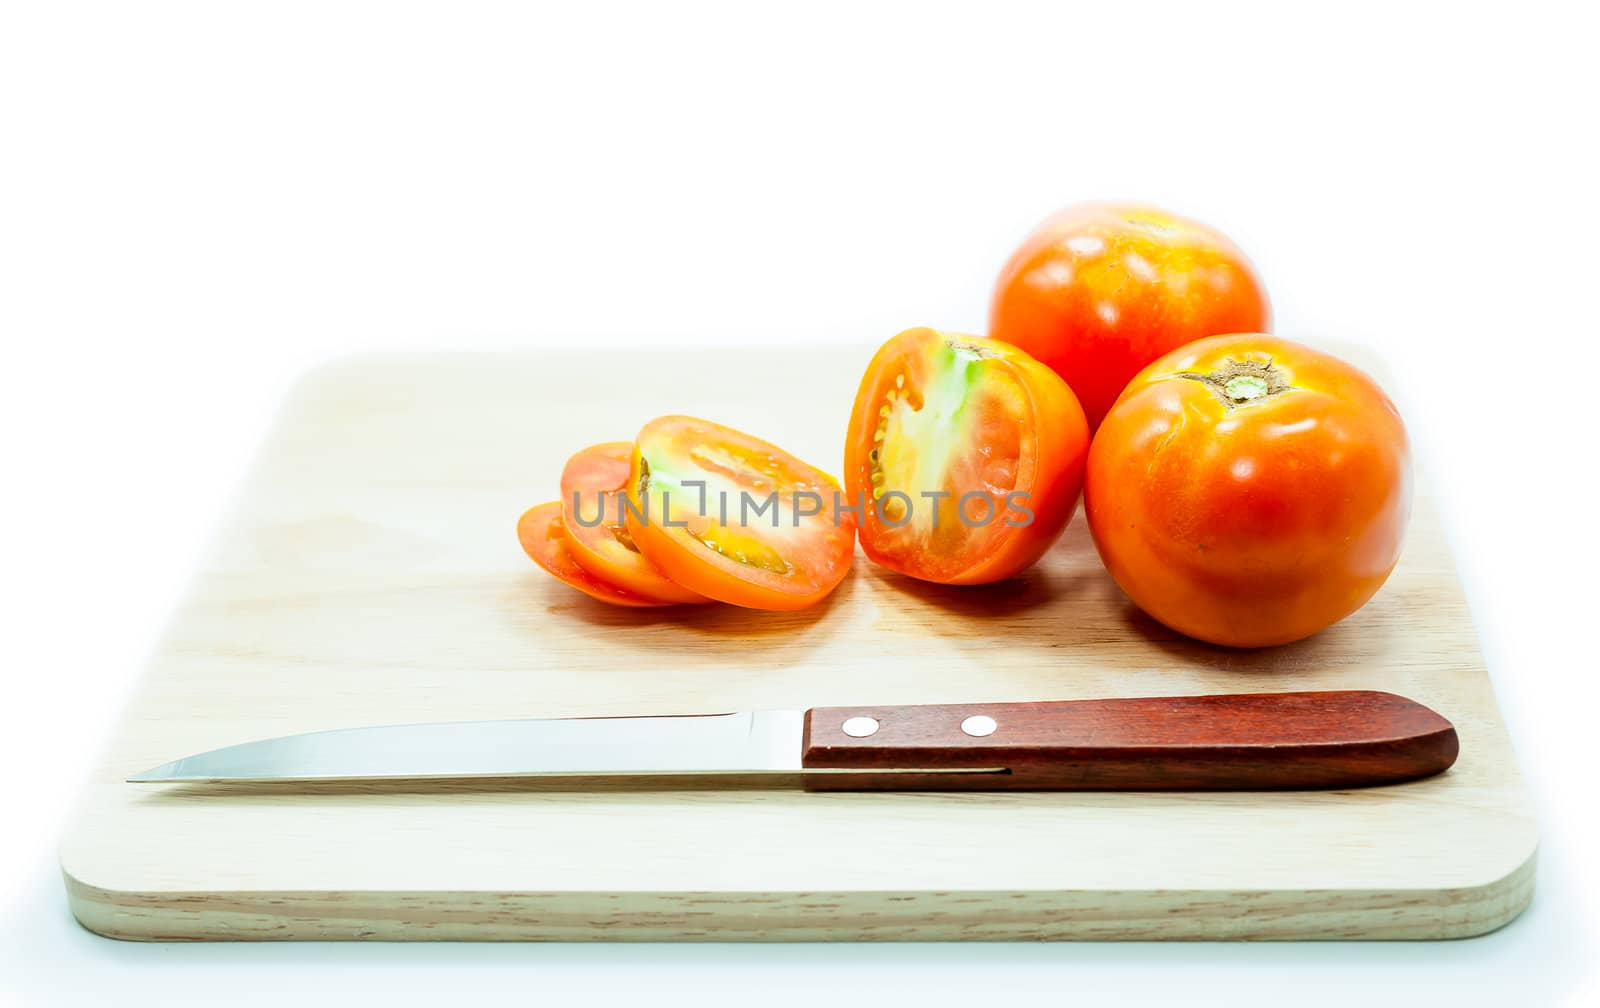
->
[844,327,1089,584]
[516,501,676,607]
[560,442,711,604]
[624,416,857,610]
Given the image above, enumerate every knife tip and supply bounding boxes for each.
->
[126,762,181,783]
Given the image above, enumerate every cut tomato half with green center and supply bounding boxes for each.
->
[516,501,677,607]
[624,416,857,610]
[560,442,711,605]
[843,327,1089,584]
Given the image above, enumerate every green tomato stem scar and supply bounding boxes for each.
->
[1179,357,1293,409]
[1223,374,1270,402]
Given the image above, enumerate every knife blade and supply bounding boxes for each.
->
[127,690,1458,791]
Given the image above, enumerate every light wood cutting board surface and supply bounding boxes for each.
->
[60,346,1535,940]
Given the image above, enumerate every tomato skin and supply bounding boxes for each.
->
[625,416,857,611]
[516,502,677,607]
[844,327,1089,585]
[989,202,1270,430]
[1085,334,1411,648]
[560,442,712,604]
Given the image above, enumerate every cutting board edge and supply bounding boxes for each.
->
[62,842,1535,942]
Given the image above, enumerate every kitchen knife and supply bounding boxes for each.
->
[128,690,1457,791]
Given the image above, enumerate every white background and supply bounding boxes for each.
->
[2,1,1596,1004]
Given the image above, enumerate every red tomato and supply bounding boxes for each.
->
[1085,334,1411,648]
[560,442,711,604]
[624,416,857,610]
[843,327,1089,584]
[516,502,676,607]
[990,202,1271,429]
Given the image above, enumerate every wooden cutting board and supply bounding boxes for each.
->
[60,346,1536,941]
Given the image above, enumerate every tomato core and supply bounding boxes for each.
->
[868,340,1023,542]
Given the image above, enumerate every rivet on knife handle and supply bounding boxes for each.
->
[800,691,1458,791]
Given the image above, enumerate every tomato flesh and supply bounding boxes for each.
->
[560,442,710,604]
[516,502,676,608]
[844,328,1089,585]
[625,416,856,610]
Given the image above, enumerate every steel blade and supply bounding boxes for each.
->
[128,710,804,783]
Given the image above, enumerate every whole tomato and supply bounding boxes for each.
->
[1085,334,1411,648]
[990,202,1271,429]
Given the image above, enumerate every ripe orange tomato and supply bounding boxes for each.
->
[625,416,857,610]
[990,202,1271,429]
[844,327,1089,584]
[560,442,711,604]
[1085,334,1411,648]
[516,502,677,607]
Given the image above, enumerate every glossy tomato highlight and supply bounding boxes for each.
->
[990,202,1270,429]
[844,327,1089,585]
[1085,334,1411,648]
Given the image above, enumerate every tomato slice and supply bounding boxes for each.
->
[560,442,711,605]
[843,327,1089,584]
[516,502,678,607]
[624,416,857,610]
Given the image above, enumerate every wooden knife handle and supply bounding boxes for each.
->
[801,690,1457,791]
